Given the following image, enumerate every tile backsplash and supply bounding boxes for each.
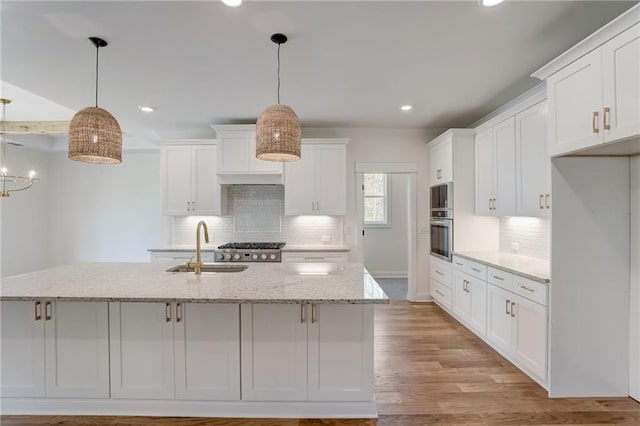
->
[172,185,343,246]
[499,216,550,260]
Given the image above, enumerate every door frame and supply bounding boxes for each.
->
[355,162,418,301]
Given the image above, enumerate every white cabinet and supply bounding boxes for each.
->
[0,301,109,398]
[110,302,240,400]
[282,251,349,264]
[284,142,347,216]
[475,117,517,216]
[161,144,221,216]
[486,284,513,354]
[241,303,373,402]
[547,23,640,156]
[516,101,551,217]
[430,255,453,311]
[452,270,487,337]
[429,134,453,185]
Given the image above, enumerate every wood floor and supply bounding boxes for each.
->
[3,302,639,425]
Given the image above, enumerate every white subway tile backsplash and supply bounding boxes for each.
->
[499,217,550,260]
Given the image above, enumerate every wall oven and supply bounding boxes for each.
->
[430,182,453,262]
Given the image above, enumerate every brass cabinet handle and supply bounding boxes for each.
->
[435,290,445,297]
[165,303,171,322]
[511,302,516,318]
[435,270,445,276]
[603,107,610,130]
[455,261,463,266]
[463,280,467,292]
[493,275,504,281]
[519,285,535,292]
[311,304,317,324]
[488,198,492,210]
[471,267,482,273]
[176,303,182,323]
[539,194,544,209]
[545,194,550,209]
[300,304,305,323]
[45,301,52,321]
[34,301,42,321]
[592,111,599,133]
[506,299,511,315]
[316,201,320,211]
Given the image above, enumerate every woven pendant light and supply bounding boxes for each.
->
[68,37,122,164]
[256,33,301,162]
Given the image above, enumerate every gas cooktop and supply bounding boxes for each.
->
[217,242,286,250]
[215,242,286,262]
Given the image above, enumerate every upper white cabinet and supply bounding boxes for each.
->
[475,117,517,217]
[284,140,347,216]
[161,144,221,216]
[543,22,640,156]
[429,134,453,185]
[516,101,550,217]
[1,301,109,399]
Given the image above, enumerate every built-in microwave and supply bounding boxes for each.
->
[430,182,453,262]
[430,182,453,212]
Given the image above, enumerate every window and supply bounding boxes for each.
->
[364,173,389,226]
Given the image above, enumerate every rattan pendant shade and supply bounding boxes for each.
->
[69,107,122,163]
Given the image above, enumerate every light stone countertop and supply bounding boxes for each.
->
[453,251,550,283]
[0,262,388,304]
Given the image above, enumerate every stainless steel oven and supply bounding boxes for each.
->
[430,217,453,262]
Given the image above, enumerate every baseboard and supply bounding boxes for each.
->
[408,292,433,303]
[369,271,408,279]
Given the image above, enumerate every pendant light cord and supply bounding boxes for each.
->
[276,42,281,104]
[95,44,100,107]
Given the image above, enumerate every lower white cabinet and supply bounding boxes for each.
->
[486,284,513,354]
[0,301,109,398]
[430,255,453,310]
[109,302,240,400]
[453,271,487,337]
[282,251,348,264]
[241,303,373,402]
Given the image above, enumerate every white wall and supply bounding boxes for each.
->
[630,156,640,401]
[0,146,50,277]
[47,151,162,266]
[364,174,408,278]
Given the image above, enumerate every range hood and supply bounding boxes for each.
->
[216,172,283,185]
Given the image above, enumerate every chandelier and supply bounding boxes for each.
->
[0,99,39,198]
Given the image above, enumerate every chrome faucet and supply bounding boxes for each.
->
[189,220,209,275]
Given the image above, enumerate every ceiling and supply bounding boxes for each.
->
[1,0,636,147]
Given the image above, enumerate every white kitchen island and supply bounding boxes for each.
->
[0,262,388,419]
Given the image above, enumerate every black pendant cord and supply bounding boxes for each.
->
[276,42,281,105]
[95,44,100,107]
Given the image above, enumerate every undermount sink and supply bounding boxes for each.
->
[166,264,249,273]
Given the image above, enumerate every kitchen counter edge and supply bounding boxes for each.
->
[452,252,550,284]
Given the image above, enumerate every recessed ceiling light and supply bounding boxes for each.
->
[401,105,413,112]
[138,105,156,113]
[481,0,505,7]
[221,0,243,7]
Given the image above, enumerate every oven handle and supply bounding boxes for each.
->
[429,219,452,226]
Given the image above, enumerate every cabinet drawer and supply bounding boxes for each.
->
[282,252,348,263]
[465,260,487,281]
[431,279,452,311]
[487,267,513,291]
[513,277,548,306]
[431,257,452,288]
[452,256,466,272]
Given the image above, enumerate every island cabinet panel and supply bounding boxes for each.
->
[0,301,45,397]
[308,304,374,401]
[240,304,308,401]
[109,302,175,400]
[174,303,240,400]
[44,302,109,398]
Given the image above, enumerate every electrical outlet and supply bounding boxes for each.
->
[511,242,520,253]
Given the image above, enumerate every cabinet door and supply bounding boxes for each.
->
[486,284,512,354]
[430,136,453,185]
[248,133,283,173]
[493,117,517,216]
[0,301,45,397]
[191,145,221,215]
[109,302,175,399]
[516,102,549,217]
[468,277,487,337]
[284,144,316,215]
[174,303,240,400]
[241,304,308,401]
[217,133,250,173]
[547,49,603,156]
[44,302,109,398]
[512,296,547,382]
[475,128,494,216]
[308,304,374,401]
[602,23,640,143]
[452,271,470,321]
[161,146,191,215]
[315,145,347,215]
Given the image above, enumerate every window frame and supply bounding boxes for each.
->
[364,173,391,228]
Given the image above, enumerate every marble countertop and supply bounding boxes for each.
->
[453,251,550,283]
[0,262,388,304]
[148,245,350,253]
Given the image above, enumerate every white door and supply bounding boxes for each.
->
[486,284,513,355]
[161,146,191,215]
[468,277,488,337]
[516,101,549,217]
[241,304,308,401]
[602,23,640,143]
[109,302,175,399]
[44,302,110,398]
[493,117,517,216]
[475,128,494,216]
[512,296,547,383]
[284,144,316,215]
[430,136,453,185]
[547,49,604,156]
[174,303,240,400]
[248,133,283,173]
[452,271,470,321]
[308,304,374,401]
[0,301,45,397]
[191,145,221,215]
[315,145,347,215]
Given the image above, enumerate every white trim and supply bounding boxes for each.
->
[158,139,216,145]
[368,271,408,279]
[0,398,378,418]
[355,162,417,174]
[427,128,476,147]
[210,124,256,134]
[531,4,640,81]
[472,85,546,132]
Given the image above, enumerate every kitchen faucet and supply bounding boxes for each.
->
[188,220,209,275]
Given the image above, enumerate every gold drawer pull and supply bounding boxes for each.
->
[300,304,305,323]
[505,299,511,315]
[435,290,445,297]
[493,275,504,281]
[471,267,482,273]
[435,270,445,276]
[45,301,52,321]
[34,301,42,321]
[519,285,535,292]
[603,107,610,130]
[592,111,599,133]
[165,303,171,322]
[511,302,516,318]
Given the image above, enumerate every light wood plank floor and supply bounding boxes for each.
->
[3,302,639,425]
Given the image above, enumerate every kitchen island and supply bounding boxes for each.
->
[0,262,388,419]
